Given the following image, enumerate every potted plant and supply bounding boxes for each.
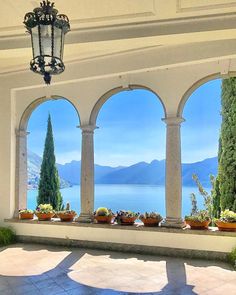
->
[19,209,34,220]
[139,212,162,227]
[93,207,115,224]
[35,204,55,221]
[57,202,77,222]
[185,210,211,229]
[215,209,236,232]
[115,210,139,225]
[185,174,213,230]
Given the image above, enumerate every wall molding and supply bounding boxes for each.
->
[177,0,236,13]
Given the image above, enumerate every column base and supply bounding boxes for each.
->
[161,217,185,228]
[13,209,20,219]
[76,213,93,223]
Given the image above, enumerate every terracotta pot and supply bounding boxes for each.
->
[119,216,137,225]
[58,213,76,222]
[19,212,34,220]
[35,212,54,221]
[185,219,210,230]
[215,220,236,232]
[141,217,162,227]
[94,215,114,224]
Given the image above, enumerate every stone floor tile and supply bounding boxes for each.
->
[66,286,96,295]
[0,289,16,295]
[0,284,10,293]
[6,277,31,287]
[33,277,57,289]
[12,283,39,295]
[47,268,67,279]
[19,290,41,295]
[36,284,66,295]
[58,279,81,291]
[28,273,50,283]
[202,282,236,295]
[1,243,236,295]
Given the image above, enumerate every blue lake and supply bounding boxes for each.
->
[27,184,207,217]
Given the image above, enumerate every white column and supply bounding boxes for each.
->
[15,129,29,217]
[162,117,185,228]
[78,125,96,222]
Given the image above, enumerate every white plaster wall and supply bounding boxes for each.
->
[12,58,236,129]
[6,222,236,254]
[0,86,16,221]
[1,47,236,223]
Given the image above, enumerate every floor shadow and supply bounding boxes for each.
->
[158,259,197,294]
[0,243,233,295]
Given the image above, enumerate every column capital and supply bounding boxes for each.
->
[15,129,30,137]
[162,117,185,126]
[78,125,98,134]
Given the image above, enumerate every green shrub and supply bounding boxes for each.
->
[228,247,236,270]
[0,227,16,246]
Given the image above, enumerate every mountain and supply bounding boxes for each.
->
[57,160,124,185]
[97,157,217,186]
[97,160,166,184]
[182,157,218,186]
[28,150,218,188]
[27,151,42,189]
[27,151,71,189]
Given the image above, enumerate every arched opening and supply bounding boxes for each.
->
[93,88,166,215]
[17,97,81,213]
[181,79,222,216]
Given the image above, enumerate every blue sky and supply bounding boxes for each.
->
[27,79,222,166]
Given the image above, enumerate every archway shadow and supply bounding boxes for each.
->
[0,243,232,294]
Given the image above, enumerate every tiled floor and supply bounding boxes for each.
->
[0,244,235,295]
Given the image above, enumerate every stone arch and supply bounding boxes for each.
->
[87,84,167,218]
[19,95,81,131]
[89,85,167,126]
[15,95,81,217]
[177,72,236,117]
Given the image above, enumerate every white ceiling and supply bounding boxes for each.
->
[1,0,236,74]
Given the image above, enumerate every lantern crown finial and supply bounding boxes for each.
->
[40,1,54,8]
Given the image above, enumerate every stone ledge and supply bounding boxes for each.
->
[17,235,229,262]
[5,218,236,237]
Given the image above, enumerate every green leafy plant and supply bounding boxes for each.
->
[0,227,16,246]
[228,247,236,270]
[19,209,34,214]
[185,174,213,222]
[217,209,236,223]
[57,202,76,215]
[139,212,162,221]
[94,207,114,216]
[115,210,139,225]
[116,210,139,218]
[35,204,54,214]
[185,210,210,222]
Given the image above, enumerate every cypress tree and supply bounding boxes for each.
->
[218,78,236,211]
[212,176,221,218]
[212,136,222,218]
[37,114,63,210]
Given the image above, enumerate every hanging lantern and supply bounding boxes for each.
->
[24,1,70,85]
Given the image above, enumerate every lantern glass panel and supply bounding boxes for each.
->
[61,33,65,60]
[53,26,63,59]
[40,24,52,56]
[31,26,40,58]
